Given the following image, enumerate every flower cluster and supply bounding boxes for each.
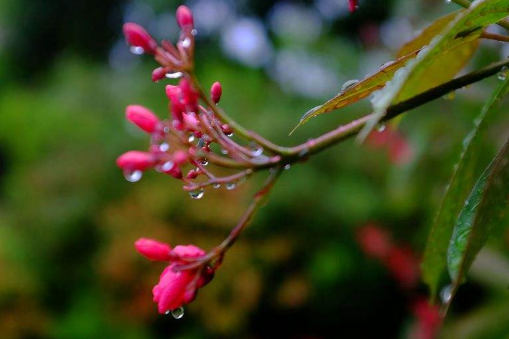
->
[117,5,280,199]
[118,5,280,315]
[135,238,216,314]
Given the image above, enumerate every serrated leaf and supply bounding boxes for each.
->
[422,74,509,299]
[445,137,509,308]
[358,0,509,141]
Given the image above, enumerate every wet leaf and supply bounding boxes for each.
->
[445,137,509,307]
[422,74,509,299]
[358,0,509,141]
[291,10,480,134]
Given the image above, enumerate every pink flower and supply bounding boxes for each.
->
[176,5,194,30]
[135,240,213,314]
[116,151,156,171]
[210,82,222,104]
[126,105,161,133]
[123,23,158,54]
[135,238,174,261]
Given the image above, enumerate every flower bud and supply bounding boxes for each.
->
[152,67,167,83]
[183,113,200,130]
[173,150,189,165]
[163,163,183,179]
[186,169,198,180]
[123,23,158,54]
[116,151,156,171]
[135,238,174,261]
[176,5,194,30]
[126,105,160,133]
[348,0,359,12]
[210,82,222,104]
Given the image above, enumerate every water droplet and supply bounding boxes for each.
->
[213,183,221,189]
[341,79,359,92]
[130,46,144,55]
[445,0,451,3]
[250,143,263,157]
[166,72,183,79]
[163,126,170,133]
[226,132,234,137]
[161,160,175,172]
[182,37,191,48]
[221,148,229,155]
[189,189,205,199]
[188,134,195,143]
[196,138,205,148]
[124,169,143,182]
[498,67,508,81]
[171,307,185,319]
[377,124,386,132]
[443,91,455,100]
[284,164,291,170]
[226,183,236,190]
[440,284,453,304]
[200,158,209,166]
[379,60,395,70]
[165,310,170,315]
[191,29,198,36]
[159,142,170,152]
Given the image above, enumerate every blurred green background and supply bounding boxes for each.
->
[1,0,509,338]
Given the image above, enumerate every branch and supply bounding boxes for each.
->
[174,166,283,271]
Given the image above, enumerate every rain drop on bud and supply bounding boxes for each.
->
[189,189,205,199]
[124,169,143,182]
[498,67,508,81]
[166,72,183,79]
[130,46,145,55]
[377,124,386,132]
[213,183,221,189]
[440,284,453,304]
[284,164,291,170]
[226,183,236,190]
[171,307,185,319]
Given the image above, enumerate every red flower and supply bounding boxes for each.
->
[116,151,156,171]
[135,239,214,314]
[125,105,161,133]
[176,5,194,30]
[123,23,158,54]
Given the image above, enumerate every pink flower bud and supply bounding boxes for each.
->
[348,0,358,12]
[152,67,167,83]
[135,238,174,261]
[116,151,156,171]
[123,23,158,54]
[162,162,182,179]
[183,113,200,130]
[173,150,189,165]
[186,169,198,180]
[179,78,198,109]
[176,5,194,30]
[210,82,222,104]
[221,124,233,136]
[126,105,160,133]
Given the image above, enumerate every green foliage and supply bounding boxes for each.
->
[446,138,509,304]
[422,75,509,299]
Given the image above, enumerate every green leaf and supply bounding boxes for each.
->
[445,137,509,307]
[358,0,509,141]
[422,74,509,299]
[291,10,480,134]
